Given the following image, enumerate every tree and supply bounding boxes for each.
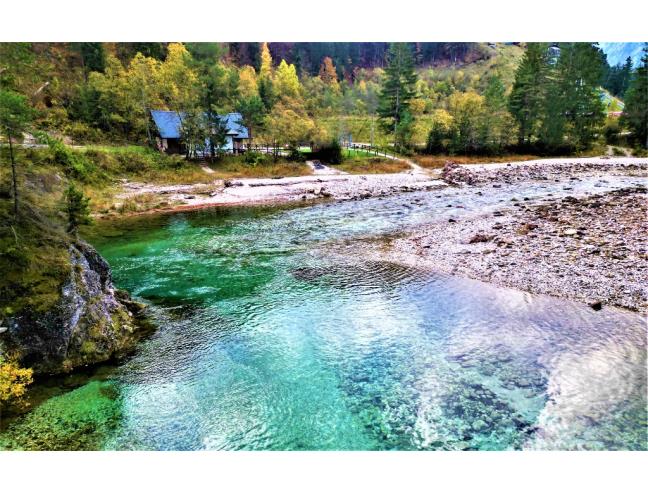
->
[447,91,485,153]
[552,43,606,151]
[64,182,92,235]
[237,95,266,143]
[480,75,516,151]
[264,102,319,159]
[426,109,454,153]
[377,43,418,150]
[126,53,164,144]
[274,60,302,100]
[508,43,550,146]
[73,42,107,76]
[319,57,339,87]
[622,45,648,149]
[0,89,33,220]
[159,43,199,113]
[259,42,273,78]
[238,65,258,99]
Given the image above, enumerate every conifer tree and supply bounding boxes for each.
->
[508,43,550,146]
[553,43,606,151]
[64,183,92,235]
[622,44,648,149]
[377,43,418,150]
[318,57,338,86]
[0,89,33,221]
[259,42,273,78]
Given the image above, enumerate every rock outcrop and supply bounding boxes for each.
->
[0,241,152,375]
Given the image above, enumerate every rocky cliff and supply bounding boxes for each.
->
[0,240,152,375]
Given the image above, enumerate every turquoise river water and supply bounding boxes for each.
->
[1,176,646,450]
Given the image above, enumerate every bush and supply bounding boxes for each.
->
[315,140,343,164]
[244,151,268,166]
[47,138,96,182]
[604,119,621,145]
[0,356,33,410]
[287,146,306,162]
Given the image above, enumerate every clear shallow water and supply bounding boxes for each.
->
[1,176,646,450]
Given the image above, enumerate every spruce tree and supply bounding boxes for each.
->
[553,43,606,151]
[377,43,418,151]
[622,44,648,149]
[0,89,33,221]
[64,183,92,235]
[508,43,550,147]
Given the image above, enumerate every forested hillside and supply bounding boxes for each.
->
[1,42,646,154]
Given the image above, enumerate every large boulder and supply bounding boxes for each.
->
[0,241,152,375]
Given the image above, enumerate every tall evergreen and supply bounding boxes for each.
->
[553,43,606,151]
[622,44,648,148]
[377,43,418,150]
[508,43,550,146]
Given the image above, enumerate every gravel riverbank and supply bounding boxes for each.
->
[381,160,648,312]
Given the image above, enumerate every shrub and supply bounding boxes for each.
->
[47,138,95,181]
[0,356,33,410]
[244,151,268,166]
[315,139,343,164]
[287,146,305,162]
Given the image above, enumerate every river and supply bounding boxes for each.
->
[1,175,645,450]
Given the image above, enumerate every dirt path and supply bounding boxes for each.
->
[306,160,347,175]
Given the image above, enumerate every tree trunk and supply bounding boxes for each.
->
[8,135,18,221]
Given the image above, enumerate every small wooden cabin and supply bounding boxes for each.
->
[150,110,250,155]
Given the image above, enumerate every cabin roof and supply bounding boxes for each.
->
[150,110,249,139]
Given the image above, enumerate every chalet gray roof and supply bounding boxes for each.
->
[150,110,249,139]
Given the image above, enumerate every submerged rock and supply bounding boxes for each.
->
[0,241,153,375]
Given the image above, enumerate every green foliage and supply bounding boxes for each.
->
[621,44,648,148]
[509,43,550,145]
[244,151,268,166]
[604,56,633,97]
[509,42,607,152]
[47,138,96,181]
[237,95,267,139]
[377,43,418,150]
[73,42,106,74]
[315,139,343,164]
[64,183,92,234]
[0,89,33,139]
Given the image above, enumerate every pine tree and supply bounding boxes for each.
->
[553,43,606,151]
[64,183,92,235]
[508,43,550,146]
[377,43,418,150]
[622,44,648,149]
[0,89,33,221]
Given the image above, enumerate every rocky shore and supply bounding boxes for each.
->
[384,165,647,312]
[1,241,153,375]
[106,171,446,217]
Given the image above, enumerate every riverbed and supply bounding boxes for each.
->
[1,172,646,450]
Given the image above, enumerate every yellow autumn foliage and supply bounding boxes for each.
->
[0,357,33,409]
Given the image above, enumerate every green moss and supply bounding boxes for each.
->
[80,340,97,355]
[0,380,123,450]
